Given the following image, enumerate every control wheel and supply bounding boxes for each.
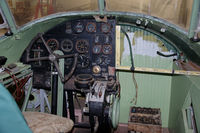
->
[26,33,78,83]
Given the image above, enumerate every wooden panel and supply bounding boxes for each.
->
[128,123,162,133]
[128,107,162,133]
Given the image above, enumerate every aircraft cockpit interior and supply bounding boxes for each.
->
[0,0,200,133]
[20,17,119,132]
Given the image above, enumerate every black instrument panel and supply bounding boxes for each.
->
[44,18,116,78]
[22,18,116,89]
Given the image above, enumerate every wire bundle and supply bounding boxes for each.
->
[5,69,31,101]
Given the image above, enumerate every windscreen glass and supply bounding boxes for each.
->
[6,0,98,26]
[106,0,193,30]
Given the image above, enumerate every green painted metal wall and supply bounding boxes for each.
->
[0,12,199,131]
[119,71,172,127]
[169,71,200,133]
[0,18,66,64]
[118,27,174,127]
[168,75,192,132]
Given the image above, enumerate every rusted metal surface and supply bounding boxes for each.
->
[176,60,200,71]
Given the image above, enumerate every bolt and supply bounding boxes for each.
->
[160,28,166,33]
[136,19,142,25]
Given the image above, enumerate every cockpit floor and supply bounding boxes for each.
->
[73,124,170,133]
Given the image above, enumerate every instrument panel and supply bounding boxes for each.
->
[45,18,116,78]
[22,18,116,89]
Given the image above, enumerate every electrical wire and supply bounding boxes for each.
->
[5,69,31,101]
[121,28,138,105]
[121,28,134,70]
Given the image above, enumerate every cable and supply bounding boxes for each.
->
[121,28,138,105]
[5,69,31,101]
[131,73,138,105]
[5,69,19,91]
[121,28,135,71]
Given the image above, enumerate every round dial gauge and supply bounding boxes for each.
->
[77,54,90,68]
[103,45,112,54]
[46,39,59,51]
[104,35,112,44]
[86,22,96,33]
[95,57,102,64]
[76,40,89,53]
[94,35,100,44]
[92,45,102,54]
[61,39,73,52]
[74,21,84,33]
[104,57,111,64]
[101,23,111,33]
[66,22,72,34]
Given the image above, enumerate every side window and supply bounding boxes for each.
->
[0,8,9,36]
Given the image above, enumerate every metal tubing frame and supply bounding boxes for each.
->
[189,0,200,38]
[0,0,17,33]
[68,90,75,122]
[54,50,65,116]
[51,67,58,115]
[0,0,198,39]
[116,66,200,76]
[21,79,32,112]
[98,0,105,15]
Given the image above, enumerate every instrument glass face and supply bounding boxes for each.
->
[86,22,96,33]
[77,54,90,68]
[104,35,112,44]
[23,19,116,89]
[92,45,102,54]
[66,22,72,34]
[104,57,111,65]
[94,35,101,44]
[46,39,59,51]
[76,39,89,53]
[74,21,84,33]
[102,44,112,54]
[101,23,111,33]
[95,57,102,64]
[61,39,73,52]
